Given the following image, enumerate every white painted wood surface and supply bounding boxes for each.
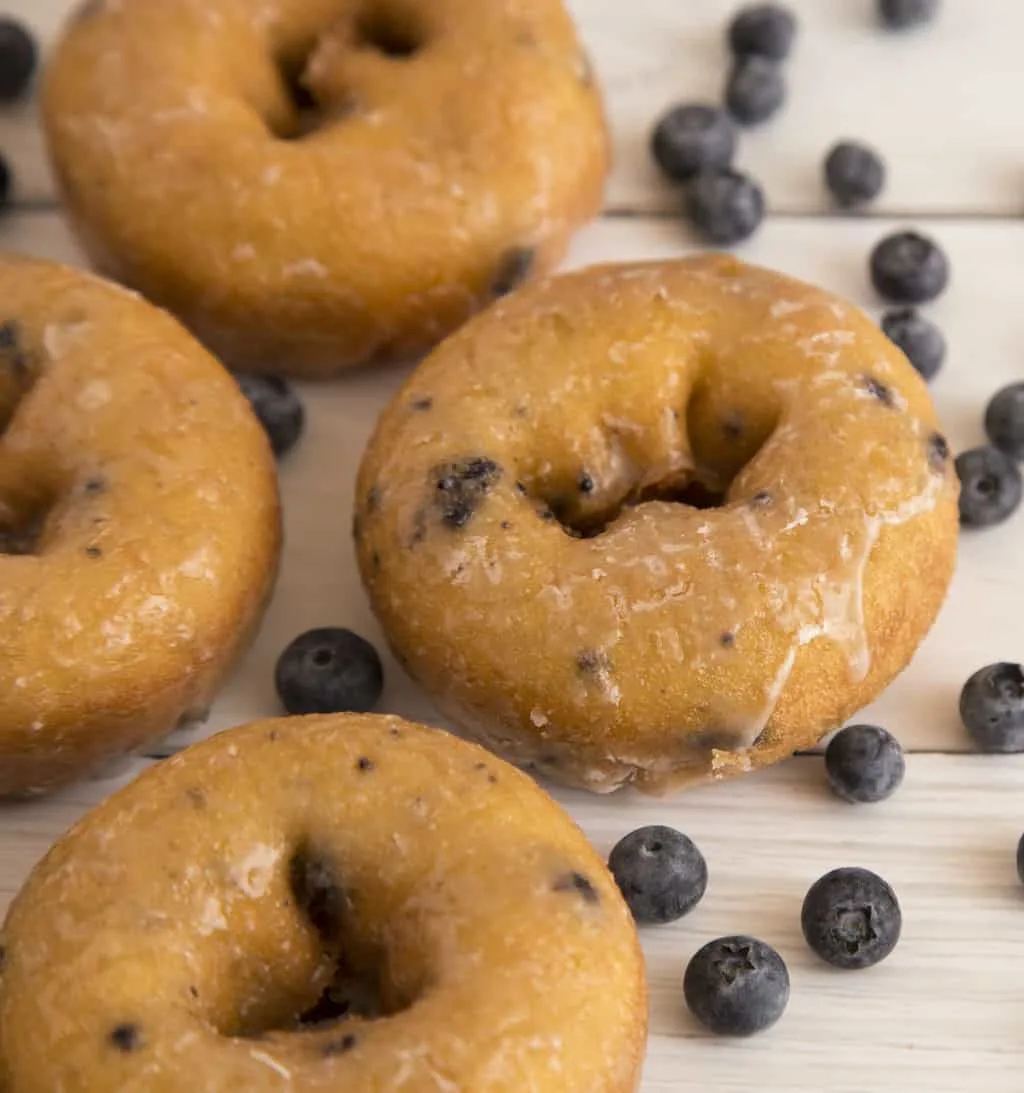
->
[2,2,1023,1091]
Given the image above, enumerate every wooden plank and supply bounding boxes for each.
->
[2,0,1021,214]
[579,0,1024,216]
[2,208,1018,757]
[1,751,1022,1092]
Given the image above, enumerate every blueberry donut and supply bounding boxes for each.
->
[0,256,280,796]
[41,0,608,378]
[0,714,647,1092]
[354,255,959,794]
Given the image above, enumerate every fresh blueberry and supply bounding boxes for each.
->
[0,19,36,102]
[955,446,1022,528]
[1017,833,1024,885]
[880,308,945,381]
[725,57,786,126]
[275,628,384,715]
[870,230,949,304]
[686,168,765,245]
[825,724,906,804]
[984,383,1024,461]
[824,141,886,209]
[727,4,797,60]
[235,373,305,458]
[683,936,789,1036]
[959,663,1024,753]
[877,0,940,30]
[801,867,901,970]
[651,104,736,182]
[608,826,708,924]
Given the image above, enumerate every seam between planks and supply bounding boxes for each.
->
[138,745,984,760]
[6,198,1024,225]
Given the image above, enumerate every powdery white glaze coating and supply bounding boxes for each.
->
[41,0,609,378]
[0,714,647,1093]
[355,255,959,794]
[0,255,281,797]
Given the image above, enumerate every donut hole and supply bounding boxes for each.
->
[298,964,387,1027]
[525,384,783,538]
[543,479,722,540]
[223,952,409,1042]
[272,49,326,140]
[536,399,779,538]
[0,340,48,553]
[226,843,423,1041]
[355,7,424,59]
[0,504,49,555]
[0,484,56,556]
[542,471,732,539]
[0,319,38,436]
[655,480,727,511]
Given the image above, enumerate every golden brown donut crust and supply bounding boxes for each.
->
[0,255,280,797]
[0,714,647,1093]
[354,255,960,794]
[42,0,609,378]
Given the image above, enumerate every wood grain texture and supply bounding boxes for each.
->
[2,2,1024,1090]
[2,0,1020,214]
[1,210,1018,758]
[2,752,1022,1092]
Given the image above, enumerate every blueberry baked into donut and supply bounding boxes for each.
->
[41,0,609,378]
[0,714,647,1092]
[355,255,959,794]
[0,256,280,796]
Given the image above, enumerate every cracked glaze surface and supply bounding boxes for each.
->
[0,255,280,796]
[0,714,646,1093]
[41,0,608,377]
[355,255,959,794]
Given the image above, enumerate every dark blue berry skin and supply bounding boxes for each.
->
[955,446,1022,528]
[683,936,789,1036]
[725,57,786,126]
[727,5,797,60]
[0,19,36,102]
[235,374,305,458]
[984,383,1024,461]
[651,104,736,182]
[824,141,886,209]
[801,868,901,970]
[880,308,945,381]
[275,628,384,715]
[686,168,765,246]
[608,826,708,925]
[825,725,905,804]
[870,231,949,304]
[1016,833,1024,885]
[878,0,940,29]
[959,663,1024,753]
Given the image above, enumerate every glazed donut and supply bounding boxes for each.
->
[0,255,280,797]
[354,255,959,794]
[0,714,647,1092]
[41,0,608,378]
